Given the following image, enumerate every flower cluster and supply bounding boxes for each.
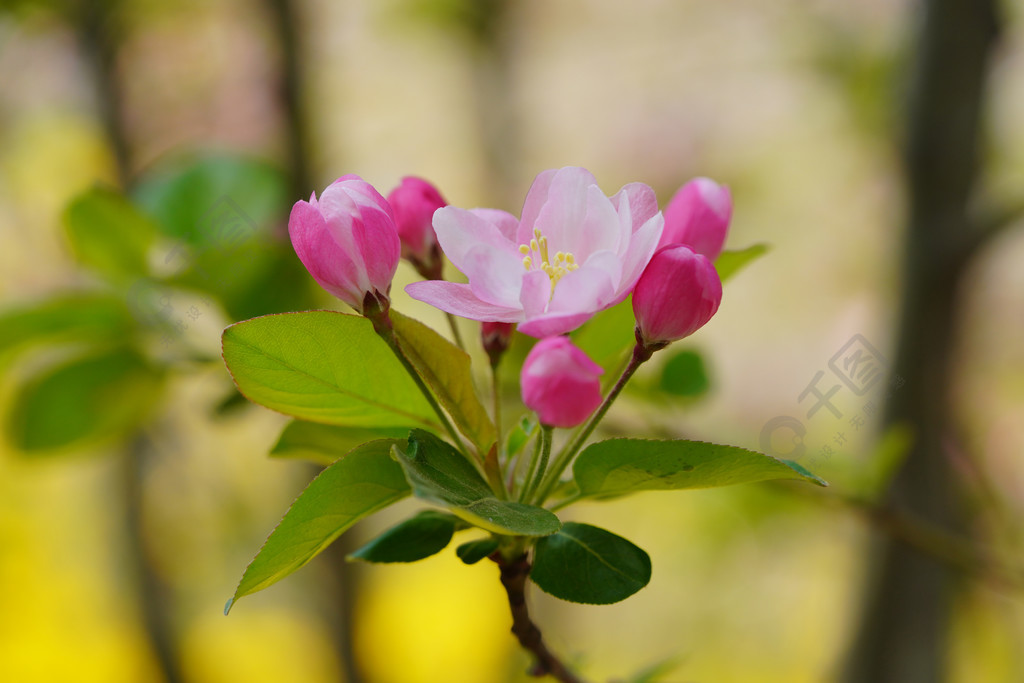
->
[289,167,728,429]
[225,163,826,680]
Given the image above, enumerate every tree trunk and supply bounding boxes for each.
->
[842,1,1001,681]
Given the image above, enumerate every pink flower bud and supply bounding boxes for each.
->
[521,336,604,428]
[289,175,401,314]
[632,245,722,345]
[386,176,447,276]
[658,177,732,260]
[482,321,515,366]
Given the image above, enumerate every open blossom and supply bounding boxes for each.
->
[658,177,732,260]
[288,175,400,314]
[521,336,604,428]
[387,176,447,278]
[405,166,664,338]
[633,244,722,345]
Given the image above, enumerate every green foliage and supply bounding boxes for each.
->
[714,243,769,282]
[0,294,135,361]
[571,299,635,372]
[226,439,410,612]
[656,348,710,398]
[392,311,496,453]
[63,187,157,281]
[348,510,461,563]
[7,347,163,452]
[270,420,410,465]
[504,414,537,461]
[395,430,561,536]
[573,438,827,500]
[531,522,651,604]
[133,153,286,247]
[455,538,499,564]
[221,311,438,428]
[133,154,317,320]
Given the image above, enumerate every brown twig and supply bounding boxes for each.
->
[495,554,585,683]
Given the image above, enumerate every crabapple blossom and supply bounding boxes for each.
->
[633,244,722,346]
[657,177,732,261]
[406,166,664,338]
[520,336,604,428]
[289,175,400,314]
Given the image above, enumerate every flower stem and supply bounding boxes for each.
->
[524,425,553,504]
[518,427,545,503]
[491,363,503,456]
[366,300,474,464]
[535,338,662,504]
[495,554,586,683]
[446,312,467,351]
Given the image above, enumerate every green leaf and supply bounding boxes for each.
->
[657,348,709,398]
[531,522,651,604]
[226,439,410,612]
[0,294,135,361]
[63,187,157,280]
[133,153,286,247]
[456,538,499,564]
[571,299,635,371]
[133,154,320,320]
[270,420,411,466]
[391,311,495,453]
[348,510,459,563]
[222,311,437,428]
[395,430,561,537]
[715,243,769,282]
[573,438,827,500]
[7,347,163,452]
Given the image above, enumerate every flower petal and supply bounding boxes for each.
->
[462,243,526,308]
[611,182,660,240]
[517,311,596,338]
[615,211,664,302]
[470,208,520,242]
[574,184,622,260]
[548,263,616,315]
[353,204,401,294]
[531,167,598,253]
[519,270,551,319]
[434,206,517,274]
[517,168,558,244]
[405,281,522,322]
[288,199,361,304]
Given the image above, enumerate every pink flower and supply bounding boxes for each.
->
[386,176,447,277]
[405,166,664,338]
[658,177,732,260]
[632,244,722,345]
[288,175,401,314]
[521,336,604,428]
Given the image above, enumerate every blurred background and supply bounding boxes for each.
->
[1,0,1023,681]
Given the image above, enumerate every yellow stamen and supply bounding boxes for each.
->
[518,228,580,298]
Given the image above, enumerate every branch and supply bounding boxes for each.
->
[495,555,586,683]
